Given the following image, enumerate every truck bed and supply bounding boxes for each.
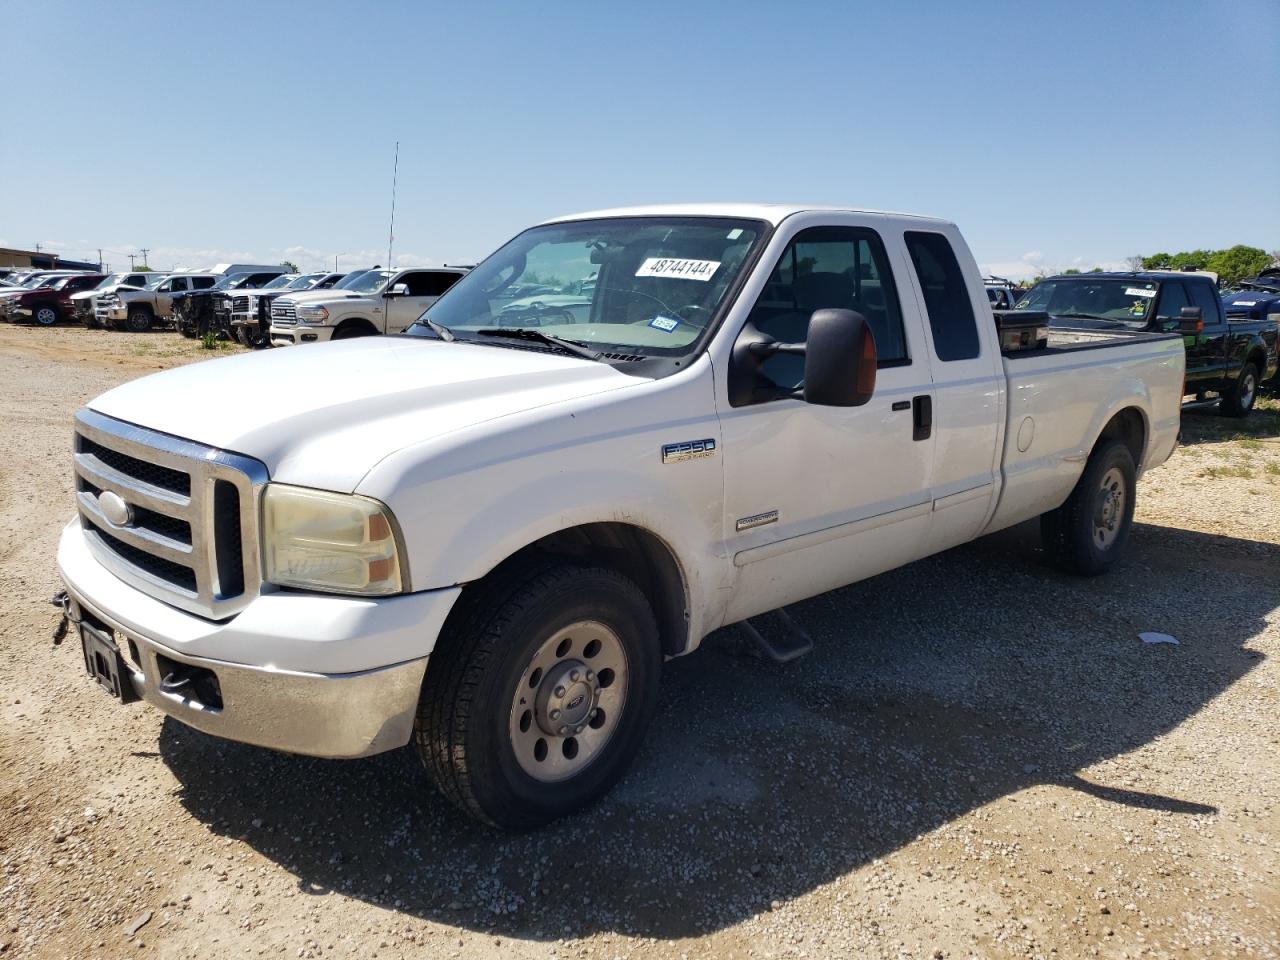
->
[983,326,1185,535]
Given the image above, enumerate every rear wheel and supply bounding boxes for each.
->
[125,306,153,333]
[33,305,59,326]
[1219,362,1259,419]
[332,323,375,341]
[415,565,661,829]
[1041,439,1136,576]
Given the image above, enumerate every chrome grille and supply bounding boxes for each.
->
[271,301,297,326]
[232,295,250,313]
[73,409,267,620]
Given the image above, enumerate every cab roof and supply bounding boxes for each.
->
[544,202,954,229]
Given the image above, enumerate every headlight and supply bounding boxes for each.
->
[261,484,404,596]
[298,305,329,323]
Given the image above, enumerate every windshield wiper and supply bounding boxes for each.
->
[475,327,603,361]
[416,317,455,341]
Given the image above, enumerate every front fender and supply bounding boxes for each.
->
[357,359,729,644]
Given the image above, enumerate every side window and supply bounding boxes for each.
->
[158,278,175,292]
[173,277,190,291]
[904,231,980,361]
[1187,280,1223,325]
[193,276,216,289]
[1155,282,1189,320]
[744,226,908,393]
[424,272,463,296]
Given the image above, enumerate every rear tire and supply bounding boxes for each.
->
[1041,439,1136,576]
[125,306,153,333]
[415,565,661,830]
[1219,362,1259,419]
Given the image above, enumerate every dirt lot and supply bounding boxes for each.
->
[1,324,1277,960]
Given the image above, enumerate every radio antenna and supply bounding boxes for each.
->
[386,141,399,272]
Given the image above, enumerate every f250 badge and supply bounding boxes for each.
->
[661,439,716,464]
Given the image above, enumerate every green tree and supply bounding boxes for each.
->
[281,260,300,273]
[1205,245,1272,285]
[1062,268,1081,275]
[1141,252,1172,269]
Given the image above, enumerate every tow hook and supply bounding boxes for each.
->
[49,589,79,645]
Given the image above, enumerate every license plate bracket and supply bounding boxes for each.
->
[80,622,139,704]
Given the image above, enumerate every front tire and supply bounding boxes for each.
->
[33,305,60,326]
[416,565,661,829]
[1219,362,1259,418]
[1041,439,1136,576]
[125,306,153,333]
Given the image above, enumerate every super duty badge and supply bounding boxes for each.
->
[661,439,716,464]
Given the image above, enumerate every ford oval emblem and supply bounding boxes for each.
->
[98,490,134,528]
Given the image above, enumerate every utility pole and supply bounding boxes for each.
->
[97,248,103,270]
[335,255,339,272]
[128,254,136,270]
[139,248,150,268]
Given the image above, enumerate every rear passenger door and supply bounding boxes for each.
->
[716,219,936,623]
[901,230,1004,554]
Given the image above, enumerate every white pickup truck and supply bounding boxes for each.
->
[57,204,1183,829]
[268,267,467,345]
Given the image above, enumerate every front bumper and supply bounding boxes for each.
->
[102,306,127,321]
[58,518,461,758]
[269,324,331,346]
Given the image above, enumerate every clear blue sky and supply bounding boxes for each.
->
[3,0,1277,278]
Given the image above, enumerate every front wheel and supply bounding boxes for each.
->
[33,305,60,326]
[125,307,153,333]
[1219,362,1259,418]
[1040,439,1136,576]
[415,565,661,829]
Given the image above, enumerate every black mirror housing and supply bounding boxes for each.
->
[803,309,877,407]
[1178,305,1203,334]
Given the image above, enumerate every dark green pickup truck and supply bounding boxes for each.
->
[1013,271,1279,418]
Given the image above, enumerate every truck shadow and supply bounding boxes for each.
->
[158,520,1277,940]
[1177,396,1279,445]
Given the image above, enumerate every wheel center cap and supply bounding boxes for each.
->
[534,659,600,736]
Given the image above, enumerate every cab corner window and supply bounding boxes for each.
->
[744,226,908,396]
[904,231,980,362]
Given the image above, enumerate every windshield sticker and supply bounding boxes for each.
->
[636,258,721,282]
[1130,302,1147,316]
[1124,287,1156,298]
[649,315,680,332]
[726,228,744,240]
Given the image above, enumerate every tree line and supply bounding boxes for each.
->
[1135,245,1277,285]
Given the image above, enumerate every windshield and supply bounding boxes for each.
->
[1014,277,1159,326]
[289,273,323,289]
[95,274,126,289]
[143,274,168,290]
[261,274,295,289]
[408,217,765,355]
[213,272,253,290]
[339,270,395,294]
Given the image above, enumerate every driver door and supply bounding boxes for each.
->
[716,220,936,623]
[384,271,461,333]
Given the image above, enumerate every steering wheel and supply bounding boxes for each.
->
[674,304,712,322]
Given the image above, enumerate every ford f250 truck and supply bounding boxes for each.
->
[57,204,1184,829]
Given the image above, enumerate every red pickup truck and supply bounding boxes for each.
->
[8,274,106,326]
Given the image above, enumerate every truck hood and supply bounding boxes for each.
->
[275,289,369,307]
[87,336,647,491]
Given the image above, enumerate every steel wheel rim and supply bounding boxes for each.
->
[1093,466,1126,550]
[508,619,628,783]
[1240,372,1256,408]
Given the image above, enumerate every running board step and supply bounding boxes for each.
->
[738,608,813,662]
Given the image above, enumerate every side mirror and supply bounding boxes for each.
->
[1178,305,1203,334]
[727,308,877,407]
[386,283,409,297]
[803,309,877,407]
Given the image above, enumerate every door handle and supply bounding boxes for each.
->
[912,395,932,441]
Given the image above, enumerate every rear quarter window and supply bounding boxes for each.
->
[904,231,980,361]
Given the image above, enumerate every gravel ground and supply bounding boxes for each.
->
[1,324,1277,960]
